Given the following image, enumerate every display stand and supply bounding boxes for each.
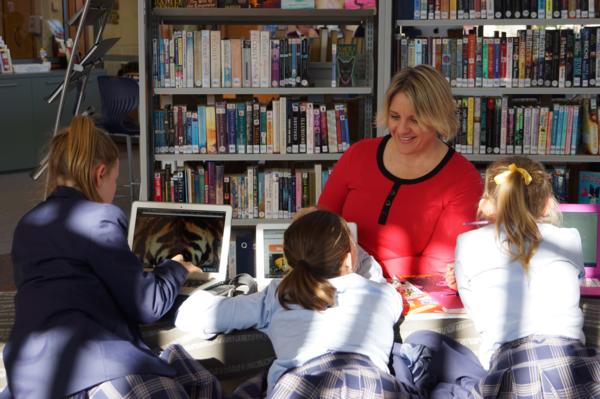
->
[31,0,117,182]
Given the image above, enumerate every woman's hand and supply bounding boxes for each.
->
[445,263,457,291]
[171,254,204,276]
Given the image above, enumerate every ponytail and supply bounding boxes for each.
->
[47,116,119,202]
[277,259,336,311]
[277,210,354,311]
[481,157,556,272]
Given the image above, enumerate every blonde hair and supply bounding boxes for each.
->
[277,210,355,311]
[47,116,119,202]
[376,65,459,141]
[479,156,559,271]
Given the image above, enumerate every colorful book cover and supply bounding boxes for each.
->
[398,274,464,315]
[336,44,356,87]
[579,171,600,204]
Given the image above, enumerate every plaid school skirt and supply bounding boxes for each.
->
[66,344,222,399]
[232,352,411,399]
[472,335,600,399]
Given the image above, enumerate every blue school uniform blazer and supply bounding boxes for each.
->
[5,186,188,399]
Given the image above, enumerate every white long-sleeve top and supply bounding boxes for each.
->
[175,272,402,395]
[455,223,585,369]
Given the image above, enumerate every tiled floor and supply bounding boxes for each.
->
[0,142,139,291]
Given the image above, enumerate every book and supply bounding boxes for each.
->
[281,0,315,8]
[397,274,464,315]
[186,0,217,6]
[579,171,600,204]
[344,0,375,8]
[336,44,356,87]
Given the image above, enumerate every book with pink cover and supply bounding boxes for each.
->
[399,274,465,315]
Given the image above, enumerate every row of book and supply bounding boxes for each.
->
[153,27,327,89]
[450,96,600,155]
[153,98,352,154]
[154,0,373,9]
[152,162,333,219]
[395,26,600,89]
[408,0,599,20]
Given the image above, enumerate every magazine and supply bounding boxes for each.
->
[397,274,465,315]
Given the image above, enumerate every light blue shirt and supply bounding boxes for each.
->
[175,272,402,395]
[455,223,585,369]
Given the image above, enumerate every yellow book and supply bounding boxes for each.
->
[467,96,474,153]
[205,105,217,154]
[537,107,548,155]
[267,109,274,153]
[449,0,456,19]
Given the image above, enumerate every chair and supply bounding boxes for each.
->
[97,75,140,202]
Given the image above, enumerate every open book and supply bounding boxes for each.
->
[397,274,465,315]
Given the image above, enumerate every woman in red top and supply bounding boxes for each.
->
[318,65,482,279]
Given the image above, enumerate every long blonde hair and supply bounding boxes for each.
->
[47,116,119,202]
[376,65,458,141]
[479,156,559,271]
[277,210,355,311]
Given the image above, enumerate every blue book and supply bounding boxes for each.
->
[236,103,247,154]
[197,105,207,154]
[338,104,350,151]
[571,106,580,155]
[538,0,545,19]
[226,103,237,154]
[185,111,193,153]
[556,105,565,154]
[258,171,265,218]
[559,105,568,155]
[551,104,560,154]
[191,112,199,153]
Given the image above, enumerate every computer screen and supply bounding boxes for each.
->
[559,203,600,278]
[128,202,231,282]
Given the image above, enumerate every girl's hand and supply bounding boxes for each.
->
[171,254,203,276]
[445,263,457,291]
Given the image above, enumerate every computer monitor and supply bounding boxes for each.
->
[128,201,232,286]
[558,203,600,279]
[255,222,357,290]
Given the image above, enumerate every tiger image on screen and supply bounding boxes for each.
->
[132,216,223,272]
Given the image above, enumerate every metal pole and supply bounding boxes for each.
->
[31,0,93,182]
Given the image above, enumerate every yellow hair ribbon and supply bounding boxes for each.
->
[493,163,532,186]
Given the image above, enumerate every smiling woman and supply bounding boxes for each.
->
[318,65,483,280]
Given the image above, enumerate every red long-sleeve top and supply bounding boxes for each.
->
[318,135,483,278]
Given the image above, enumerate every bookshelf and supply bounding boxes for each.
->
[137,1,382,224]
[393,8,600,203]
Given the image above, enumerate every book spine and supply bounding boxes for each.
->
[253,102,261,154]
[236,103,246,154]
[260,31,271,88]
[205,105,217,153]
[251,30,260,88]
[271,40,280,87]
[216,102,227,153]
[226,103,237,154]
[231,38,242,88]
[210,30,221,87]
[260,104,268,153]
[242,40,252,88]
[306,102,314,154]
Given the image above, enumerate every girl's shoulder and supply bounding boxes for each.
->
[538,223,582,249]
